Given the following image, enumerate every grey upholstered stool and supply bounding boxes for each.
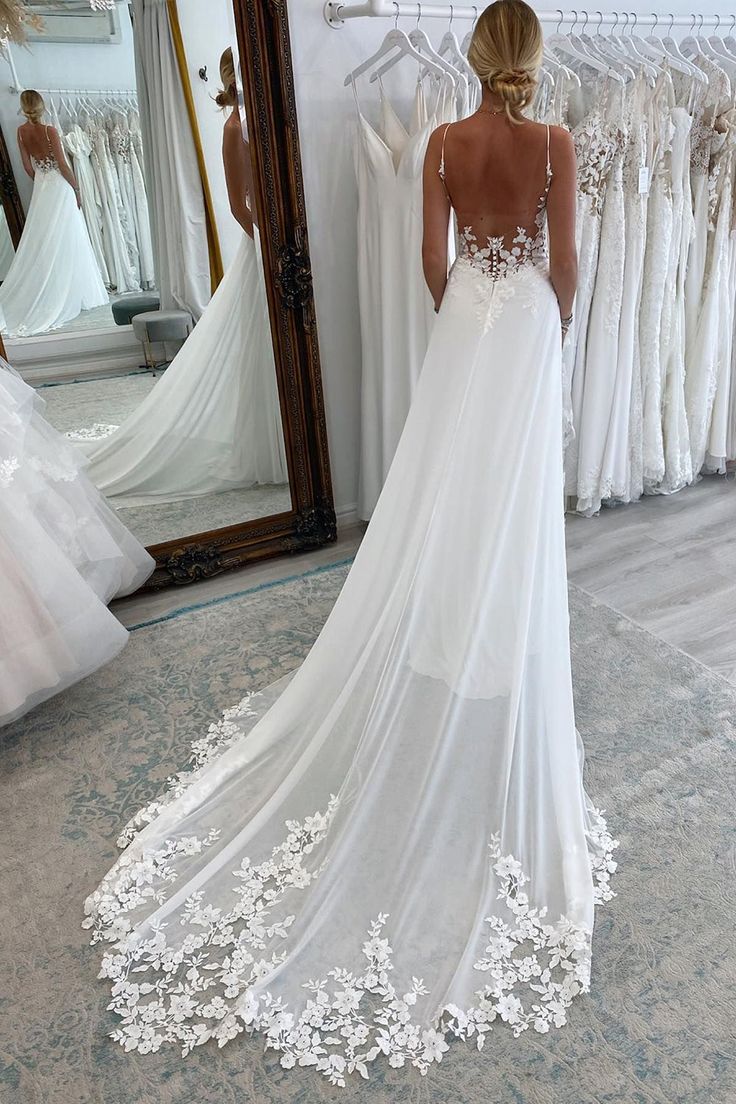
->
[111,293,161,326]
[132,309,193,372]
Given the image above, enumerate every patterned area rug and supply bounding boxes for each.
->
[1,563,734,1103]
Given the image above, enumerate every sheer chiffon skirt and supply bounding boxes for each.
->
[0,170,107,338]
[85,261,617,1084]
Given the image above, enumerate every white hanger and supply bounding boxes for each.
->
[373,6,460,83]
[645,12,705,80]
[461,5,478,55]
[548,9,626,83]
[438,6,476,80]
[660,12,708,84]
[344,5,446,87]
[585,10,637,82]
[706,14,736,71]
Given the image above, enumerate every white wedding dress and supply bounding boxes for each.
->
[79,230,287,504]
[0,361,153,727]
[355,76,456,521]
[85,125,617,1085]
[0,128,108,337]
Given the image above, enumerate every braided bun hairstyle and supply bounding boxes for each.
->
[215,47,237,109]
[20,89,45,124]
[467,0,543,124]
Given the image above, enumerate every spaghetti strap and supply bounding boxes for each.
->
[439,122,452,187]
[545,124,551,178]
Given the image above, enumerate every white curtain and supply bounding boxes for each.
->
[131,0,210,319]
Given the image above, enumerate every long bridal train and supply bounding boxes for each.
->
[84,218,617,1083]
[78,231,288,505]
[0,362,153,727]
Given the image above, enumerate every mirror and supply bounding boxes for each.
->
[0,0,321,574]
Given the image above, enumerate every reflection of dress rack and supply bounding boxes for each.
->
[39,88,155,293]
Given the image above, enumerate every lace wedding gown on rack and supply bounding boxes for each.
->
[0,361,153,727]
[78,230,287,503]
[84,123,618,1084]
[0,130,108,337]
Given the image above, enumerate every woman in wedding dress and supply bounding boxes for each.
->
[0,91,108,337]
[84,4,617,1084]
[0,360,153,727]
[78,51,287,504]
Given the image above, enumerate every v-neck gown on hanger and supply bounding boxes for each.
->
[355,77,454,521]
[84,121,618,1086]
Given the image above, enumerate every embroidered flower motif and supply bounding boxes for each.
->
[85,776,618,1086]
[65,423,120,443]
[0,456,20,487]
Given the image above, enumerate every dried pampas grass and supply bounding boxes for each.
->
[0,0,45,48]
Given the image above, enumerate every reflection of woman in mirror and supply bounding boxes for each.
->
[0,90,107,337]
[77,49,288,503]
[217,48,255,240]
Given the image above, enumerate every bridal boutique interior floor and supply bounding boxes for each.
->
[38,373,293,546]
[1,476,735,1103]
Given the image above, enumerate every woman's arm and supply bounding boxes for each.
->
[422,126,451,313]
[546,125,578,330]
[49,128,81,206]
[17,129,34,180]
[222,116,255,238]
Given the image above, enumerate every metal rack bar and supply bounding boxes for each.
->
[324,1,733,29]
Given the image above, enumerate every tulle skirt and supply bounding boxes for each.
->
[84,260,617,1085]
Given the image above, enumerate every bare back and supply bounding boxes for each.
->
[439,114,552,249]
[18,122,57,166]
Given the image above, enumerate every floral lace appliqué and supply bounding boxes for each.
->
[85,759,618,1086]
[0,455,20,487]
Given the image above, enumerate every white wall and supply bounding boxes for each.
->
[0,5,138,210]
[287,0,728,518]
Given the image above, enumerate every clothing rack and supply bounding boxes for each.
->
[324,1,735,29]
[26,87,137,98]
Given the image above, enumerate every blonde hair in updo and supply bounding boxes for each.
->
[468,0,543,124]
[20,89,45,124]
[216,47,237,109]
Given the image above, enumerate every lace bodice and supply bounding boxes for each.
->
[31,155,57,174]
[440,122,553,282]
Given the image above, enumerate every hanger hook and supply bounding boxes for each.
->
[730,12,736,34]
[449,3,453,29]
[393,0,399,28]
[416,2,421,28]
[698,11,704,33]
[610,10,618,33]
[472,5,478,29]
[569,9,578,33]
[595,10,603,33]
[651,11,657,31]
[630,10,637,33]
[714,12,721,31]
[666,12,673,35]
[555,8,563,33]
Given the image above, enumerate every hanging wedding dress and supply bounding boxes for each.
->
[65,123,111,288]
[0,206,16,280]
[355,75,455,521]
[563,76,618,498]
[78,230,287,503]
[639,74,675,493]
[658,103,693,494]
[84,125,617,1085]
[0,128,108,337]
[127,111,156,290]
[88,120,140,294]
[573,83,626,515]
[685,67,733,475]
[0,361,153,727]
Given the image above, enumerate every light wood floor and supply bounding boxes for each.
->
[115,473,736,685]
